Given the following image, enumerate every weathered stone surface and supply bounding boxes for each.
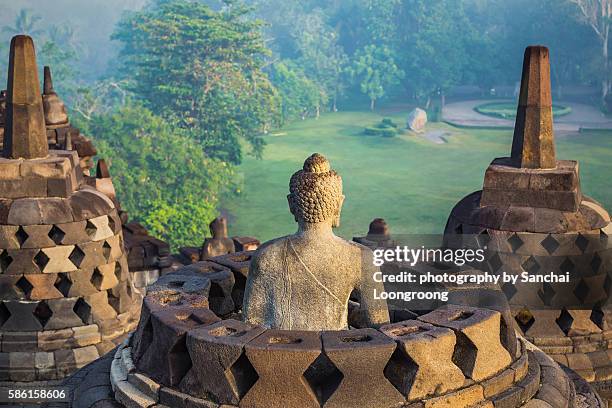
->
[42,66,69,127]
[418,305,512,381]
[321,328,404,408]
[200,216,235,260]
[242,330,321,408]
[45,297,84,330]
[243,154,389,331]
[3,35,48,160]
[136,306,220,387]
[407,108,427,132]
[511,46,555,169]
[381,320,464,400]
[179,319,265,404]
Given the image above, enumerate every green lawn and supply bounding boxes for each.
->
[221,110,612,242]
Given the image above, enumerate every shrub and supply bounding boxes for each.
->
[365,126,397,137]
[381,117,398,128]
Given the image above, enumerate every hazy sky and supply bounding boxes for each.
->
[0,0,148,79]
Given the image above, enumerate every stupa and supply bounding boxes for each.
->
[110,153,604,408]
[0,35,139,382]
[444,46,612,397]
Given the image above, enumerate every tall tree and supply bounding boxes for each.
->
[568,0,611,104]
[112,0,279,164]
[2,9,43,36]
[350,44,404,110]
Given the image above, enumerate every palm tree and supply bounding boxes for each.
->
[2,9,43,36]
[48,24,81,54]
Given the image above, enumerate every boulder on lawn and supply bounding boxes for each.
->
[407,108,427,132]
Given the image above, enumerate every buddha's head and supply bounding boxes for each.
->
[209,216,229,238]
[367,218,389,238]
[288,153,344,228]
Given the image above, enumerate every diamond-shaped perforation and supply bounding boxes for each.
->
[477,230,490,248]
[114,262,122,281]
[102,241,112,261]
[0,302,10,327]
[488,253,503,272]
[15,227,29,247]
[575,234,589,253]
[34,250,50,272]
[304,353,343,405]
[538,283,556,306]
[85,220,97,238]
[541,234,560,255]
[384,346,417,396]
[226,351,259,399]
[560,258,575,273]
[15,276,34,297]
[591,253,602,273]
[508,233,524,253]
[605,274,612,297]
[573,279,590,304]
[107,216,116,233]
[69,246,86,268]
[515,308,535,333]
[48,225,66,245]
[556,309,573,335]
[91,267,103,289]
[33,301,52,327]
[54,273,72,297]
[502,282,518,300]
[73,298,92,324]
[522,256,540,274]
[0,251,13,272]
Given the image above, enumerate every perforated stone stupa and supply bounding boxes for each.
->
[445,45,612,396]
[0,35,139,382]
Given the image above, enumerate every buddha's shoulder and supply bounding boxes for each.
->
[252,236,292,261]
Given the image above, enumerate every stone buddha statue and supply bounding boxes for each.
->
[243,153,390,331]
[200,216,236,260]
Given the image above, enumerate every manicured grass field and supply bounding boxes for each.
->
[221,109,612,242]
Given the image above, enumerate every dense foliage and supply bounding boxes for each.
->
[78,103,234,249]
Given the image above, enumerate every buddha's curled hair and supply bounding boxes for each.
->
[289,153,343,223]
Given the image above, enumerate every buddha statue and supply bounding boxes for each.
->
[243,153,390,331]
[200,216,236,260]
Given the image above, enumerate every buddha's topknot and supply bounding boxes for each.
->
[289,153,343,223]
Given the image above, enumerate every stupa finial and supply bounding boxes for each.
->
[43,65,55,95]
[510,45,556,169]
[2,35,48,159]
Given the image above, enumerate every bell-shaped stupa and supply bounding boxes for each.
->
[0,35,139,382]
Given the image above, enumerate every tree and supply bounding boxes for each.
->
[86,102,234,249]
[293,9,348,113]
[350,44,404,110]
[568,0,611,105]
[269,60,321,123]
[2,9,43,36]
[112,0,279,164]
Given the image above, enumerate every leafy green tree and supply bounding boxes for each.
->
[2,9,43,36]
[83,102,234,249]
[350,44,404,110]
[112,0,279,164]
[293,9,348,113]
[269,61,321,123]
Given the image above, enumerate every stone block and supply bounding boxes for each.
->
[179,319,265,404]
[137,306,219,387]
[2,300,44,331]
[72,324,101,347]
[21,224,54,248]
[418,305,512,381]
[0,199,10,224]
[54,220,89,245]
[9,351,36,381]
[38,328,73,351]
[566,352,593,372]
[25,274,64,300]
[34,351,56,380]
[0,158,22,179]
[422,384,484,408]
[7,198,44,224]
[381,320,464,400]
[73,345,100,368]
[54,348,76,377]
[242,330,321,408]
[40,245,78,273]
[490,385,522,408]
[38,197,74,224]
[45,297,84,330]
[47,176,74,198]
[517,352,541,402]
[0,224,19,248]
[481,368,515,398]
[3,331,38,352]
[320,328,404,408]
